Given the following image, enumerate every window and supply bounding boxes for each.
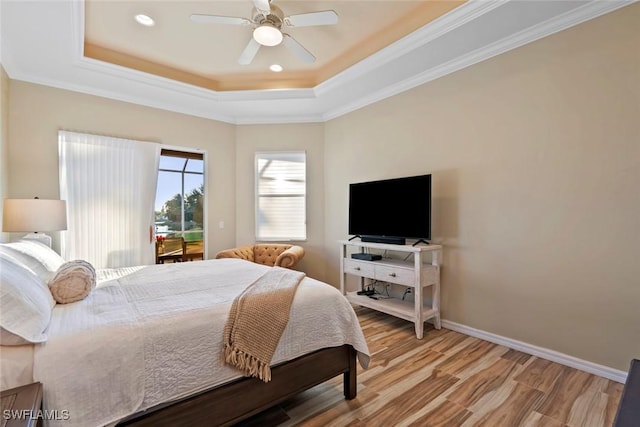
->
[155,149,205,243]
[255,151,306,241]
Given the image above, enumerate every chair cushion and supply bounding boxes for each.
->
[253,245,289,266]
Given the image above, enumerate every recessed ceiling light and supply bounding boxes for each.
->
[270,64,283,72]
[135,14,155,27]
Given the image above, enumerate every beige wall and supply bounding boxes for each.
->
[0,66,8,242]
[235,124,326,281]
[3,4,638,371]
[325,5,640,370]
[7,82,237,257]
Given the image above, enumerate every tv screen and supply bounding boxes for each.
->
[348,174,431,244]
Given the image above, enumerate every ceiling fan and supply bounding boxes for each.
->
[190,0,338,65]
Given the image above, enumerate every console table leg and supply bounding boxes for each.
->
[415,321,424,339]
[432,271,441,329]
[433,314,441,330]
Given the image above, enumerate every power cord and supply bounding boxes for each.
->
[373,281,390,297]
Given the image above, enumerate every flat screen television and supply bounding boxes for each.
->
[348,174,431,245]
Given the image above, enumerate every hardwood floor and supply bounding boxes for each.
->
[272,307,624,427]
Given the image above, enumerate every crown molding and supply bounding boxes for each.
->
[1,0,636,124]
[234,113,325,125]
[322,0,636,121]
[314,0,506,98]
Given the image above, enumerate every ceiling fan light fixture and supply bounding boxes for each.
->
[253,24,283,46]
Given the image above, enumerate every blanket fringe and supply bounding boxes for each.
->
[224,343,272,382]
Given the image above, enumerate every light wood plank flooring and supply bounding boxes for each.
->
[272,307,624,427]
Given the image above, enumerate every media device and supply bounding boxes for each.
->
[348,174,431,245]
[351,253,382,261]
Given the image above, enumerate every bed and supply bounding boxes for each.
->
[0,240,370,427]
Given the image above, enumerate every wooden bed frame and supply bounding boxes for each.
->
[118,344,357,426]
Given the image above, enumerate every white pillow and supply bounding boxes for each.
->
[0,252,55,344]
[0,240,65,282]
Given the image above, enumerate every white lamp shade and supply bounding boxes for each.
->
[2,199,67,232]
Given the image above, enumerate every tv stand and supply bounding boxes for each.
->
[348,235,361,241]
[339,240,442,339]
[412,239,430,246]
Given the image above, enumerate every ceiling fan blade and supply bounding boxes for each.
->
[252,0,271,14]
[190,14,251,26]
[285,10,338,27]
[282,34,315,63]
[238,38,261,65]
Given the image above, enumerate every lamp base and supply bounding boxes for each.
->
[21,232,52,248]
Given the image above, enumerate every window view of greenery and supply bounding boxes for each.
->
[155,152,204,243]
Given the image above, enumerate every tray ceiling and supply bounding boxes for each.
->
[84,0,463,91]
[1,0,634,124]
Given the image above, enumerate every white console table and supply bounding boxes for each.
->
[339,240,442,339]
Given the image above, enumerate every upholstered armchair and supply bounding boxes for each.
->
[215,244,305,269]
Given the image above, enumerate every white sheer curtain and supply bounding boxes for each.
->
[59,131,160,268]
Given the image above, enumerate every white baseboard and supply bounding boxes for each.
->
[440,319,628,384]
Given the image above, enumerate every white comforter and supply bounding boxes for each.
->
[33,259,370,427]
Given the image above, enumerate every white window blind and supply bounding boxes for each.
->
[59,131,160,268]
[255,151,306,241]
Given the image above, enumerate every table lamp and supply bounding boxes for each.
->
[2,198,67,247]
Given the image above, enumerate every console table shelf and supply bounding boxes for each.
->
[339,240,442,339]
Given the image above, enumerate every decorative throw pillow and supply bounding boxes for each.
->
[48,260,96,304]
[0,252,55,344]
[0,240,65,282]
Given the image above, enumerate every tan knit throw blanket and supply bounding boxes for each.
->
[223,266,305,382]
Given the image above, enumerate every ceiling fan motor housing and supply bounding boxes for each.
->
[252,5,284,29]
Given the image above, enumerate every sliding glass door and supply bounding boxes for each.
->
[155,149,204,244]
